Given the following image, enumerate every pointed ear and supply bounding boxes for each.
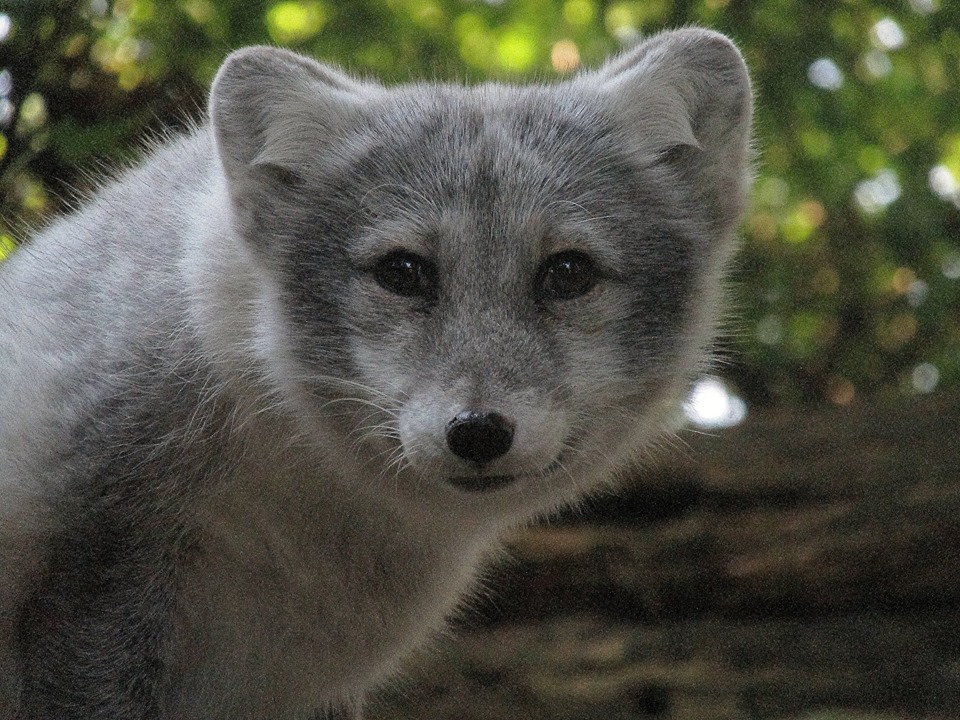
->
[594,28,753,225]
[209,46,373,195]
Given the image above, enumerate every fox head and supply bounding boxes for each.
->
[202,29,752,524]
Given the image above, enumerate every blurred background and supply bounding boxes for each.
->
[1,1,959,719]
[2,0,960,408]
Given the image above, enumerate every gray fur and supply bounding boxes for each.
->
[0,29,751,719]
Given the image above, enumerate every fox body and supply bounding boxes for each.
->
[0,29,751,719]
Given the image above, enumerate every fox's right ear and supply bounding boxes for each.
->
[209,46,374,196]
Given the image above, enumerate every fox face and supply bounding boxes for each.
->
[206,31,752,518]
[337,97,697,505]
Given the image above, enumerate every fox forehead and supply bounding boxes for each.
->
[349,87,628,201]
[316,93,683,268]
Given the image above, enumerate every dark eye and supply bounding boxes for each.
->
[372,250,438,299]
[537,250,600,301]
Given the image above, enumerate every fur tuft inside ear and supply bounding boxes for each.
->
[592,28,753,226]
[209,46,375,194]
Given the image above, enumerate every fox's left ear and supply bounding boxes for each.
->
[593,28,753,226]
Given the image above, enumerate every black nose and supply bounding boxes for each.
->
[445,410,515,466]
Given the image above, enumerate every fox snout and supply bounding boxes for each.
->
[443,410,519,493]
[398,391,569,494]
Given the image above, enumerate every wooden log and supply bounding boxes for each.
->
[372,613,960,719]
[370,395,960,720]
[474,393,960,622]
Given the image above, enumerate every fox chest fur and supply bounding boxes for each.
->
[169,425,493,719]
[0,29,751,720]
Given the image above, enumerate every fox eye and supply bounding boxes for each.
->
[372,250,438,299]
[537,250,600,301]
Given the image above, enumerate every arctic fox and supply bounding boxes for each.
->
[0,28,751,719]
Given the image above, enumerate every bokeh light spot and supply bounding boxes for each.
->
[684,377,747,430]
[266,1,328,44]
[551,39,580,73]
[808,57,843,90]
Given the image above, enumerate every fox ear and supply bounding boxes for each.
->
[594,28,753,224]
[209,46,372,194]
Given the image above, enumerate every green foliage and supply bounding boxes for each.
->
[1,0,958,406]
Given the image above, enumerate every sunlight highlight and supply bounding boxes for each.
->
[871,18,906,50]
[551,39,580,73]
[912,362,940,393]
[855,169,901,213]
[929,165,959,205]
[266,1,328,44]
[684,377,747,430]
[808,58,843,90]
[495,27,536,72]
